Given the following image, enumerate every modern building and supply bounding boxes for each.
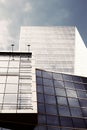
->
[0,26,87,129]
[19,26,87,77]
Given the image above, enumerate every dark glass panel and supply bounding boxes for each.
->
[36,77,43,85]
[64,81,75,89]
[37,85,43,93]
[74,83,85,90]
[38,115,46,124]
[60,117,73,127]
[36,70,42,77]
[53,73,63,81]
[79,99,87,107]
[55,88,66,96]
[37,93,44,103]
[45,95,56,105]
[72,118,86,128]
[42,71,53,79]
[38,103,45,113]
[57,96,68,106]
[68,98,80,107]
[77,90,87,98]
[82,77,87,83]
[44,86,54,95]
[70,107,82,117]
[47,115,59,126]
[45,104,57,115]
[43,78,53,87]
[63,74,73,81]
[72,76,82,82]
[54,80,64,88]
[58,106,70,116]
[66,89,77,98]
[82,108,87,117]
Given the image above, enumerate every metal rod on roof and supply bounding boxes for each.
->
[27,44,30,52]
[11,44,14,52]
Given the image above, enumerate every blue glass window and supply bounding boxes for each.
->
[36,77,43,85]
[42,71,52,79]
[57,96,68,106]
[47,115,59,126]
[38,103,45,113]
[38,115,46,124]
[55,88,66,96]
[36,70,42,77]
[43,78,53,87]
[68,98,80,107]
[58,106,70,116]
[60,117,73,127]
[82,108,87,117]
[37,93,44,103]
[70,107,82,117]
[79,99,87,107]
[66,89,77,98]
[37,85,43,93]
[74,83,85,90]
[45,104,57,115]
[44,86,54,95]
[54,80,64,88]
[64,81,75,89]
[77,90,87,98]
[72,118,86,128]
[45,95,56,105]
[63,74,73,81]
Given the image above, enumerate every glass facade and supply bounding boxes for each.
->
[0,69,87,129]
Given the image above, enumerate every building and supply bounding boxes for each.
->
[0,26,87,129]
[19,26,87,77]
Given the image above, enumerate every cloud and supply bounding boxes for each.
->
[23,2,32,12]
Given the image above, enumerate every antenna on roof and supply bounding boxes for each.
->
[11,44,14,52]
[27,44,30,52]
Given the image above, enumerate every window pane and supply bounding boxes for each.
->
[58,106,70,116]
[44,87,54,95]
[82,108,87,117]
[77,90,87,98]
[66,89,77,98]
[38,115,46,124]
[43,78,53,87]
[0,61,8,67]
[38,103,45,113]
[47,115,59,126]
[42,71,52,79]
[37,85,43,93]
[36,77,43,85]
[63,74,73,81]
[37,93,44,103]
[0,68,7,73]
[54,80,64,88]
[74,83,85,90]
[45,95,56,104]
[57,96,68,106]
[55,88,66,96]
[68,98,80,107]
[64,81,75,89]
[72,118,86,128]
[0,94,4,103]
[79,99,87,107]
[70,107,82,117]
[60,117,73,127]
[53,73,63,80]
[45,104,57,115]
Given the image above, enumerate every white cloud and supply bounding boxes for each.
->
[24,2,32,12]
[0,20,13,50]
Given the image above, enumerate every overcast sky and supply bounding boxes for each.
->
[0,0,87,51]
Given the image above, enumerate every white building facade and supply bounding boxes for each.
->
[19,26,87,77]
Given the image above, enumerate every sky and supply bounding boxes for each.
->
[0,0,87,51]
